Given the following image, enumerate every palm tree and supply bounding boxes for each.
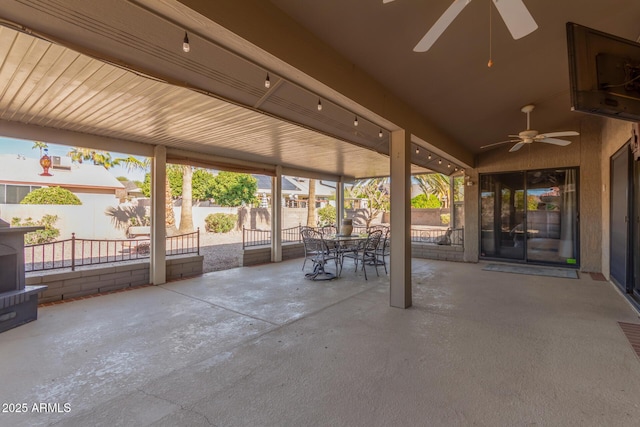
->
[118,156,179,236]
[67,148,120,169]
[414,173,450,208]
[32,141,48,157]
[178,164,194,233]
[306,178,316,227]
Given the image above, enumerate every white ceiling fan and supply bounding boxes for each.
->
[384,0,538,52]
[480,104,580,152]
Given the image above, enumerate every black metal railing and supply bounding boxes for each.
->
[282,226,302,244]
[242,225,464,249]
[24,229,200,272]
[242,227,271,249]
[410,227,464,246]
[242,225,302,249]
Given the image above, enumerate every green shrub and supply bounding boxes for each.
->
[317,205,336,227]
[20,186,82,205]
[11,215,61,244]
[440,213,450,225]
[204,213,237,233]
[411,193,441,208]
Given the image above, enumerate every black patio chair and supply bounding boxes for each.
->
[300,228,341,279]
[300,226,318,270]
[342,229,383,280]
[375,228,391,274]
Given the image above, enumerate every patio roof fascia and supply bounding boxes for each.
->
[0,119,156,158]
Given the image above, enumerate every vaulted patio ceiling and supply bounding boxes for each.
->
[2,0,638,180]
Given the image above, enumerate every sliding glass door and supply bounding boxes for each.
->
[480,172,525,260]
[480,168,579,266]
[526,169,578,264]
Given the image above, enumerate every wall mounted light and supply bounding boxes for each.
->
[265,73,270,89]
[354,116,358,126]
[428,153,432,160]
[379,129,383,138]
[438,159,442,165]
[182,32,190,52]
[317,99,322,111]
[415,146,420,154]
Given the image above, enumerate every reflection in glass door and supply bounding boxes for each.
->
[526,170,578,265]
[481,168,579,266]
[480,172,525,260]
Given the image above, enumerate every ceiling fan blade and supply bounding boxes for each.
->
[509,142,526,152]
[539,138,572,146]
[493,0,538,40]
[413,0,470,52]
[538,131,579,138]
[480,139,521,149]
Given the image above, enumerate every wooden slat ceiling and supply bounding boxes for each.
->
[0,24,433,179]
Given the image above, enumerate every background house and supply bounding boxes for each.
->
[0,153,125,239]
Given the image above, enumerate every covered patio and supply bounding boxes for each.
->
[2,259,640,426]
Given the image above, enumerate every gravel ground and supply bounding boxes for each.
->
[199,230,244,273]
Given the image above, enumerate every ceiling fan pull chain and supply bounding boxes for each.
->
[487,0,493,67]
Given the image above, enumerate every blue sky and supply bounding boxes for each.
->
[0,136,147,181]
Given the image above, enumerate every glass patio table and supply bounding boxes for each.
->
[324,234,369,275]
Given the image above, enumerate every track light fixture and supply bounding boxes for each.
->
[317,99,322,111]
[354,116,358,126]
[182,32,190,52]
[265,73,270,89]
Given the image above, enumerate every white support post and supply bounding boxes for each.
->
[336,176,345,232]
[271,165,283,262]
[390,130,412,308]
[150,145,167,285]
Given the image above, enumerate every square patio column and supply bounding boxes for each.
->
[390,130,412,308]
[271,165,283,262]
[336,176,344,232]
[150,145,167,285]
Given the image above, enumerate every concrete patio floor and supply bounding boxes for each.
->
[2,259,640,426]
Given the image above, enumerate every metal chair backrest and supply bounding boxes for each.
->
[320,225,337,236]
[365,229,383,252]
[301,227,326,254]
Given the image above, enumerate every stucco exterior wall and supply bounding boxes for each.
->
[468,114,634,274]
[464,169,479,263]
[1,196,124,239]
[472,115,604,271]
[579,117,603,273]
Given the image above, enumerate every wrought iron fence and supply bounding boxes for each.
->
[241,225,464,249]
[24,229,200,272]
[410,227,464,246]
[242,225,302,249]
